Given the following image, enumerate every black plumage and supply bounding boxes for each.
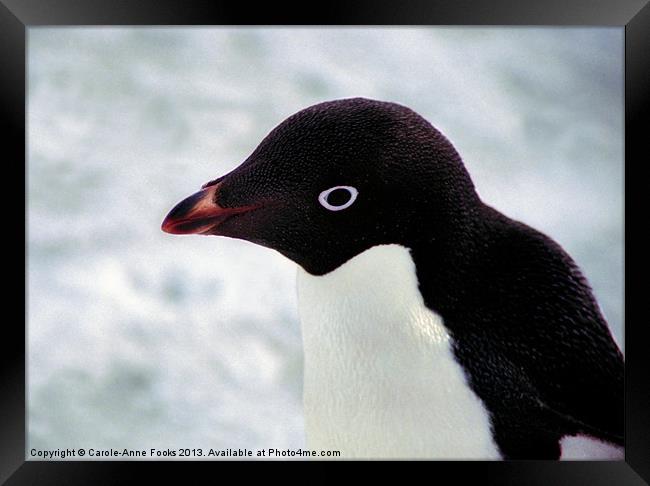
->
[410,207,623,458]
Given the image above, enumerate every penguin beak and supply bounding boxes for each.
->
[161,182,258,235]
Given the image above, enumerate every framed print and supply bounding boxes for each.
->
[2,0,649,483]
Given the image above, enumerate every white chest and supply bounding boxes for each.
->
[296,244,500,459]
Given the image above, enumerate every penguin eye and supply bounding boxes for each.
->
[318,186,358,211]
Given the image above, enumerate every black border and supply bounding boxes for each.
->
[3,1,649,483]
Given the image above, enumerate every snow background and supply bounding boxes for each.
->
[27,27,623,457]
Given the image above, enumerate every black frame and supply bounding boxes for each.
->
[3,1,649,483]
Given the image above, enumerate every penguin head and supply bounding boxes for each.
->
[162,98,479,275]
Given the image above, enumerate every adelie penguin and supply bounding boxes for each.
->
[162,98,624,460]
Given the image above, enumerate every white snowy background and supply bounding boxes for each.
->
[27,27,623,457]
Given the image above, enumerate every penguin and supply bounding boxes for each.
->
[161,98,624,460]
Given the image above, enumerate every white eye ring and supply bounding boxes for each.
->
[318,186,358,211]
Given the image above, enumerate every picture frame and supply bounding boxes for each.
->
[2,0,648,483]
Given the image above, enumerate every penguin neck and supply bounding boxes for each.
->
[296,243,499,458]
[406,202,486,314]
